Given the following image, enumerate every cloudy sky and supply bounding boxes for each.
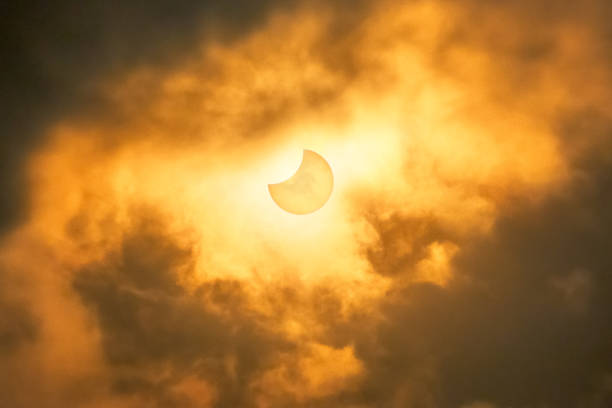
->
[1,1,612,407]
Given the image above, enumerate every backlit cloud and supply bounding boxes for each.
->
[1,1,612,407]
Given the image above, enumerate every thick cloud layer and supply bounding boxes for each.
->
[73,213,291,407]
[1,0,303,233]
[356,140,612,407]
[1,1,612,407]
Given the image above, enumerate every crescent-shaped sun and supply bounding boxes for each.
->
[268,150,334,215]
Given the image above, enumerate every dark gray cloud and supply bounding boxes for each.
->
[366,215,455,278]
[348,110,612,408]
[0,0,304,235]
[73,212,291,407]
[0,292,37,354]
[0,269,39,408]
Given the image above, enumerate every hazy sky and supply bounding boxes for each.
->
[1,1,612,407]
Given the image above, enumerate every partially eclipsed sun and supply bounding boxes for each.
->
[268,150,334,215]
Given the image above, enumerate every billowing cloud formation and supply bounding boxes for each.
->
[2,1,612,407]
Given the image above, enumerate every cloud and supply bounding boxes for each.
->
[0,0,311,235]
[0,290,38,354]
[350,112,612,407]
[72,211,292,407]
[1,0,612,407]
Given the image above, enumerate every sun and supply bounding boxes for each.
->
[268,150,334,215]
